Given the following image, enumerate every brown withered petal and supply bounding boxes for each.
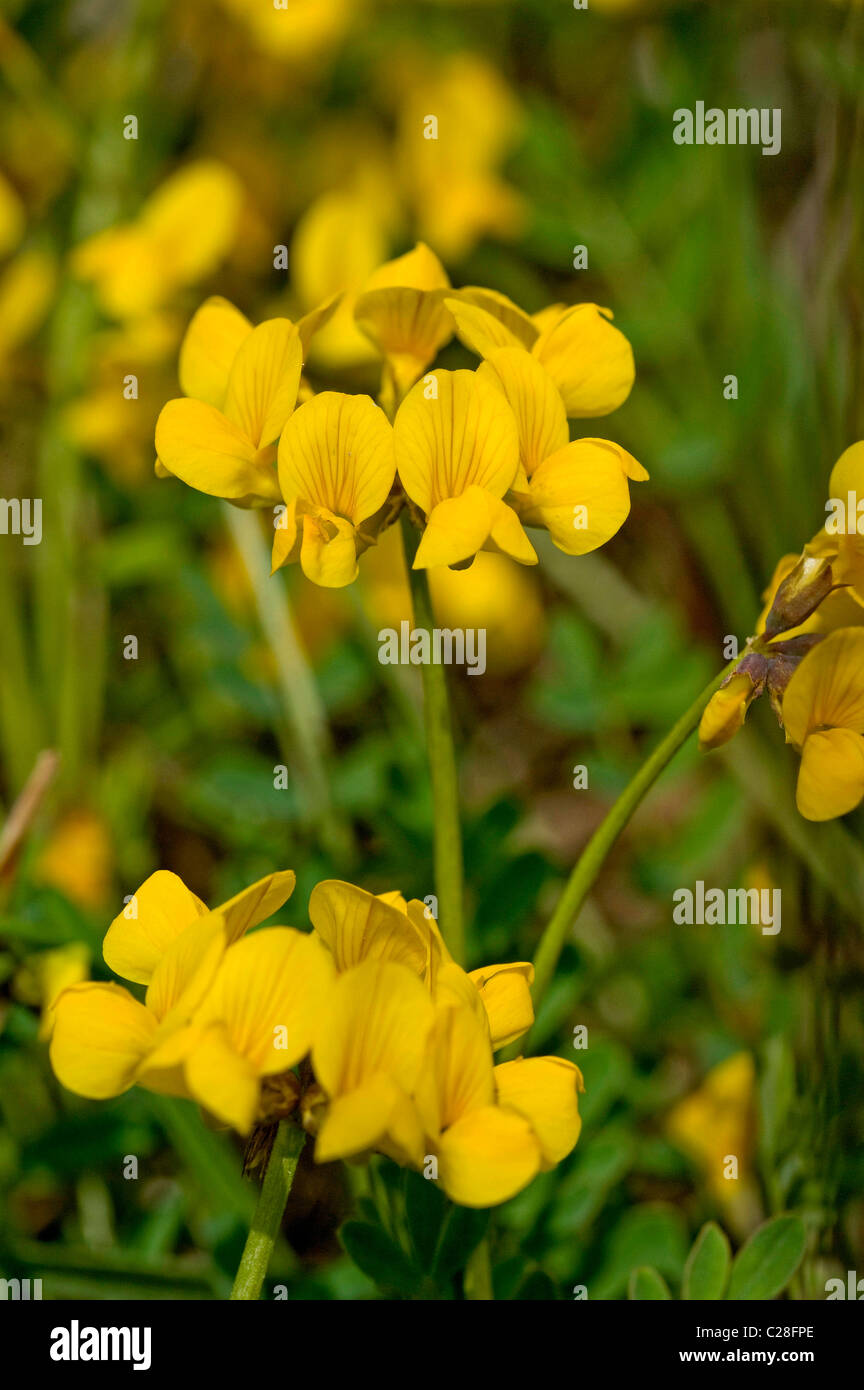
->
[763,555,834,638]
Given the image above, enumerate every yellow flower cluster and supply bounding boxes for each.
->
[155,242,646,588]
[49,871,584,1209]
[699,442,864,822]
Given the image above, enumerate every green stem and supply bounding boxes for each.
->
[400,515,465,964]
[223,506,353,865]
[517,661,735,1052]
[464,1238,494,1301]
[231,1122,305,1301]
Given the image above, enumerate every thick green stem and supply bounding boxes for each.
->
[401,516,465,964]
[231,1122,305,1301]
[224,506,353,864]
[515,662,734,1054]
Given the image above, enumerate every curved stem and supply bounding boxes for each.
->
[231,1122,305,1301]
[400,516,466,964]
[512,661,734,1056]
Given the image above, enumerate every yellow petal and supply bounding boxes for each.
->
[414,1002,496,1139]
[184,1022,261,1134]
[468,962,534,1049]
[478,348,569,477]
[437,1104,540,1208]
[214,869,297,945]
[518,439,634,555]
[494,1056,584,1167]
[223,318,303,449]
[312,960,433,1099]
[414,487,535,570]
[827,440,864,501]
[445,296,526,358]
[363,242,451,295]
[309,880,428,975]
[178,296,252,409]
[103,870,208,985]
[314,1073,407,1163]
[297,293,343,354]
[299,511,359,588]
[50,983,157,1099]
[452,287,538,348]
[698,673,755,751]
[278,391,395,524]
[195,928,336,1073]
[394,368,520,515]
[155,398,281,505]
[144,914,228,1024]
[532,304,635,417]
[355,286,453,396]
[783,628,864,742]
[795,728,864,821]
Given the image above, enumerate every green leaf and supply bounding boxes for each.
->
[629,1267,671,1300]
[432,1205,490,1280]
[339,1221,421,1297]
[683,1222,731,1301]
[404,1169,446,1270]
[726,1216,806,1301]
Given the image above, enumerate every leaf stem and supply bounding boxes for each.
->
[231,1122,305,1301]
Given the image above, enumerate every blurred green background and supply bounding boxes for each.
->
[1,0,863,1300]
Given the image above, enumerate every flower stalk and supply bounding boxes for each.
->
[231,1122,306,1301]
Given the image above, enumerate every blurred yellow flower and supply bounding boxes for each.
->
[428,551,546,675]
[14,943,90,1042]
[0,170,25,259]
[218,0,355,64]
[72,161,243,319]
[0,248,57,366]
[35,809,113,911]
[666,1052,755,1203]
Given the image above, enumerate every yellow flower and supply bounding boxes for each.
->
[156,313,303,507]
[447,292,636,419]
[477,346,646,555]
[782,628,864,821]
[414,1001,583,1207]
[394,367,536,570]
[35,809,113,911]
[354,242,454,411]
[270,391,396,587]
[698,673,758,751]
[73,161,243,319]
[0,249,56,366]
[311,959,435,1164]
[308,879,534,1049]
[393,54,525,261]
[50,869,295,1102]
[666,1052,755,1203]
[179,928,336,1134]
[217,0,354,64]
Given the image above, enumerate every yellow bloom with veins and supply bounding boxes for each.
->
[414,1000,584,1207]
[50,869,295,1103]
[271,391,396,587]
[73,161,243,320]
[178,927,336,1134]
[447,291,636,420]
[311,959,435,1164]
[782,628,864,821]
[308,879,534,1049]
[394,368,536,570]
[156,315,303,507]
[477,345,647,555]
[354,242,454,412]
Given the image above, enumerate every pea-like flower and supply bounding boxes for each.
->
[782,628,864,821]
